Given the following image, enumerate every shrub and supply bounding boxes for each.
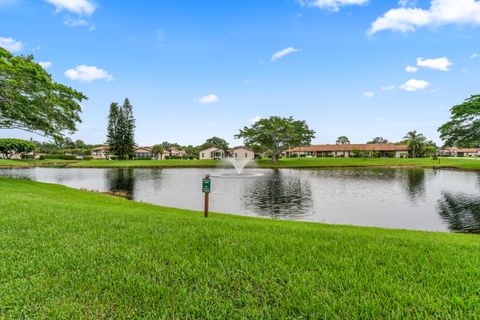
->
[42,154,77,160]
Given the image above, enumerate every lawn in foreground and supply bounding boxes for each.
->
[0,178,479,318]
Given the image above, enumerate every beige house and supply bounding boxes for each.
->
[156,147,187,160]
[285,144,410,158]
[134,147,153,159]
[199,147,226,160]
[231,146,255,160]
[92,146,110,159]
[439,147,480,157]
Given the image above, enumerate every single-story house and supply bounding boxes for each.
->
[92,146,111,160]
[157,147,187,160]
[439,147,480,157]
[284,144,410,158]
[134,146,153,159]
[231,146,255,160]
[199,147,226,160]
[0,151,36,160]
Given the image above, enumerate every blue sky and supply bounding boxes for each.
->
[1,0,480,146]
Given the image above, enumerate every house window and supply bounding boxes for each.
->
[245,153,247,158]
[202,153,204,158]
[235,153,238,158]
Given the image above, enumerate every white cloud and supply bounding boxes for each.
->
[63,16,95,30]
[416,57,452,71]
[250,115,262,124]
[405,65,418,73]
[64,65,113,82]
[369,0,480,35]
[39,61,52,69]
[0,37,23,52]
[381,85,396,90]
[400,79,430,91]
[45,0,96,16]
[471,53,480,58]
[297,0,368,12]
[195,94,219,105]
[271,47,300,62]
[363,91,374,98]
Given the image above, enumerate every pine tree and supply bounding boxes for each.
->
[106,99,136,160]
[106,102,120,159]
[122,98,136,159]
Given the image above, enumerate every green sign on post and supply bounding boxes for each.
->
[202,177,211,193]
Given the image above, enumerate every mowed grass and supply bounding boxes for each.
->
[256,157,480,170]
[2,157,480,171]
[1,178,480,318]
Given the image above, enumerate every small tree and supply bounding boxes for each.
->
[201,137,229,151]
[161,141,172,150]
[367,137,390,144]
[152,144,164,160]
[0,138,35,159]
[336,136,350,145]
[403,130,427,158]
[235,116,315,162]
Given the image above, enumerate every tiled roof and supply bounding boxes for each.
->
[286,144,410,152]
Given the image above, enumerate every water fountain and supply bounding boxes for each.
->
[225,158,252,175]
[211,158,264,178]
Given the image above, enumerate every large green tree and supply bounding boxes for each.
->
[438,95,480,147]
[201,137,229,151]
[0,48,87,139]
[235,116,315,162]
[0,138,35,159]
[336,136,350,145]
[403,130,427,158]
[106,99,136,160]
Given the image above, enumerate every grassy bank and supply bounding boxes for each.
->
[0,177,479,318]
[1,157,480,171]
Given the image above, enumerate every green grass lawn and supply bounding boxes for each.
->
[0,177,479,318]
[2,157,480,171]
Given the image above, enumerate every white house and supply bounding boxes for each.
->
[199,147,226,160]
[231,146,255,160]
[92,146,110,159]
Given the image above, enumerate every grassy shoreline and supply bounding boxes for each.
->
[1,157,480,171]
[0,177,480,318]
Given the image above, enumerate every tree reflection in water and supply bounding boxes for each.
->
[105,168,135,199]
[243,170,313,218]
[437,192,480,233]
[404,169,426,202]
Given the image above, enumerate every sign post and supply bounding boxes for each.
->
[202,175,211,218]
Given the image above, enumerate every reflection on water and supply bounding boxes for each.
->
[1,167,480,233]
[405,169,426,202]
[243,170,313,218]
[437,192,480,234]
[105,168,135,199]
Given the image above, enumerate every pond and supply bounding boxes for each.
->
[1,167,480,233]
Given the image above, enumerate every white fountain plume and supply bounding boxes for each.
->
[225,158,252,175]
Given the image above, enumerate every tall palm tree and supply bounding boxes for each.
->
[403,130,426,158]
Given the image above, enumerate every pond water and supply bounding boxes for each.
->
[1,167,480,233]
